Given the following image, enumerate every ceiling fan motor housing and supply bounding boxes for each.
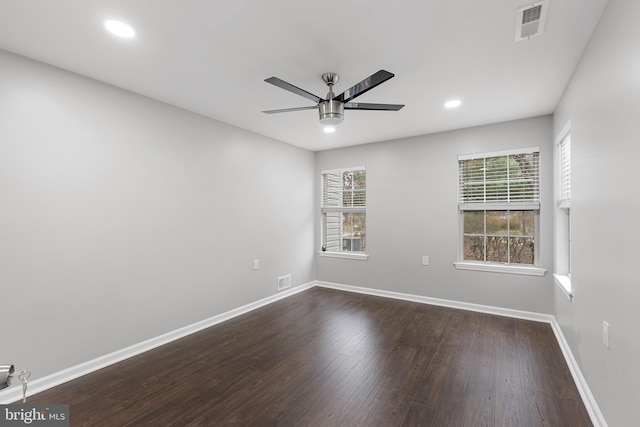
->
[319,100,344,125]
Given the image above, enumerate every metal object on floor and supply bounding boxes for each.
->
[0,364,15,389]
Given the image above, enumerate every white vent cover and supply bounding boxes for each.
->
[515,1,549,41]
[277,274,291,291]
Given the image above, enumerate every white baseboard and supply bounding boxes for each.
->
[549,318,608,427]
[0,282,314,404]
[315,280,553,323]
[314,280,607,427]
[0,279,607,427]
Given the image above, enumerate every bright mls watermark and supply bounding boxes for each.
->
[1,405,69,426]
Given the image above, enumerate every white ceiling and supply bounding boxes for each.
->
[0,0,607,151]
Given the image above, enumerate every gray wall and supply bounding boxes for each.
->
[315,116,554,314]
[3,3,635,422]
[552,0,639,425]
[0,50,315,379]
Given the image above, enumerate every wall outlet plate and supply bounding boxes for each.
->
[603,321,610,349]
[422,256,429,266]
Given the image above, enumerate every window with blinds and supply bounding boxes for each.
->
[321,167,366,253]
[559,135,571,208]
[555,127,572,289]
[458,148,540,210]
[458,148,540,266]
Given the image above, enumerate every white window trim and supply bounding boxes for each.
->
[321,166,366,175]
[320,166,367,259]
[456,147,544,275]
[457,146,540,161]
[317,251,369,261]
[455,261,546,276]
[554,273,574,301]
[554,121,572,300]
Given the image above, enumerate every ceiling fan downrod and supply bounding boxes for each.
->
[319,73,344,126]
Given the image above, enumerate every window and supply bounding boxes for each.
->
[559,134,571,209]
[455,147,545,275]
[555,124,572,299]
[320,167,366,259]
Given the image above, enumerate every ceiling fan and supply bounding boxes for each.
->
[262,70,404,127]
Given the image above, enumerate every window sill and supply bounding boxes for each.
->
[317,251,369,261]
[553,274,574,302]
[454,261,546,276]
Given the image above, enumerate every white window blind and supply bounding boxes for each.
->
[458,148,540,210]
[321,169,366,212]
[559,135,571,208]
[321,168,366,253]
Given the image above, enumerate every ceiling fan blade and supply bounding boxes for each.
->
[333,70,395,103]
[262,106,318,114]
[264,77,322,103]
[344,102,404,111]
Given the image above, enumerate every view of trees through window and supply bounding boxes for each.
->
[459,150,539,265]
[341,170,366,251]
[463,210,535,264]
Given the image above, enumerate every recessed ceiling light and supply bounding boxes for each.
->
[105,20,136,38]
[323,126,336,133]
[444,99,462,109]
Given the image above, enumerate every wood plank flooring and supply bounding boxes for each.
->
[22,287,592,426]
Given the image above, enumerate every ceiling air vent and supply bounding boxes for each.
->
[515,1,549,41]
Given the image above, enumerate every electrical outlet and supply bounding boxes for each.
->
[253,259,259,270]
[422,256,429,266]
[602,321,610,349]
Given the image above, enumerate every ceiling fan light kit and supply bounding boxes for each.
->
[263,70,404,129]
[319,100,344,125]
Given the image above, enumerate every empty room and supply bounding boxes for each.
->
[0,0,637,426]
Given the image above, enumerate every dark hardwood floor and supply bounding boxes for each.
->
[23,287,592,426]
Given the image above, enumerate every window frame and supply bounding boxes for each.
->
[318,166,368,261]
[554,122,573,300]
[454,147,546,276]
